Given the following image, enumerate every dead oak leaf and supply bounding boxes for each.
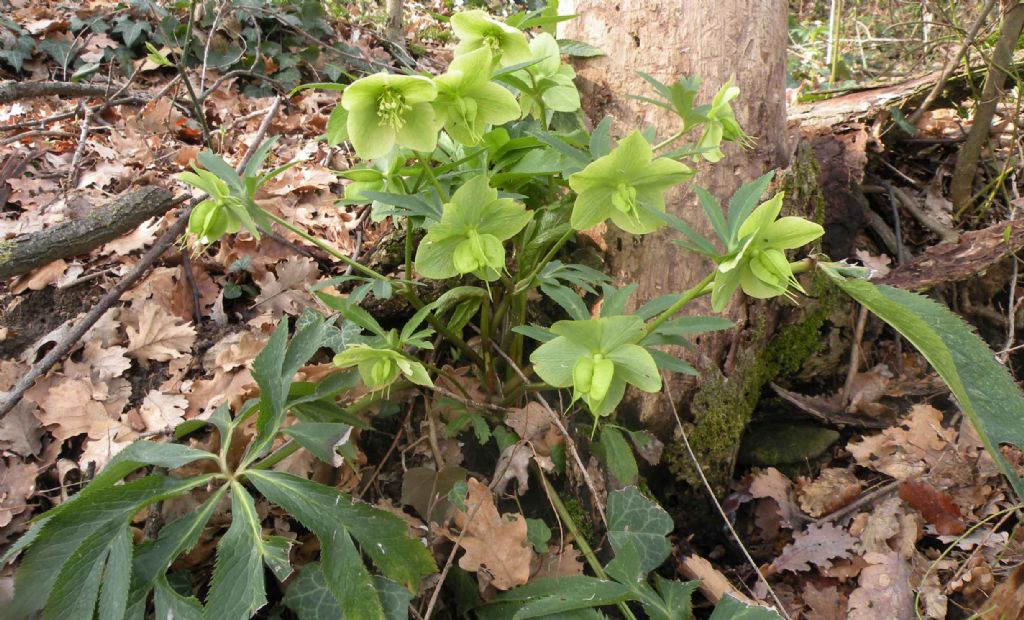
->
[797,468,862,518]
[0,459,37,528]
[126,304,196,362]
[770,522,857,574]
[33,378,120,443]
[254,256,318,315]
[847,404,955,480]
[139,390,188,432]
[452,478,533,590]
[847,552,914,620]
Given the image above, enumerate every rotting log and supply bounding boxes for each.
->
[0,186,177,279]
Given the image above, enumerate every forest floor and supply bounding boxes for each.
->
[2,1,1024,618]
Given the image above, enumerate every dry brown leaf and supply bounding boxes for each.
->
[855,495,909,555]
[100,217,161,255]
[979,562,1024,620]
[797,468,862,518]
[749,467,798,529]
[204,330,268,373]
[139,390,188,432]
[534,543,585,579]
[254,256,318,315]
[32,378,121,443]
[452,478,532,590]
[899,479,965,536]
[79,425,136,471]
[800,583,847,620]
[770,522,857,574]
[491,442,553,496]
[504,402,550,443]
[126,304,196,362]
[11,259,67,293]
[80,341,132,381]
[0,459,36,528]
[847,552,913,620]
[0,400,43,457]
[847,404,955,480]
[677,553,755,605]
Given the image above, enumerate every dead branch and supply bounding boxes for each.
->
[0,187,178,280]
[0,80,135,104]
[879,219,1024,291]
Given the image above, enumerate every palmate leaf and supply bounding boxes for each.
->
[206,482,286,620]
[43,520,133,620]
[247,470,436,618]
[9,474,213,619]
[823,267,1024,499]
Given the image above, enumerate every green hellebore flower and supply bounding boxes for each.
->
[434,46,521,146]
[341,72,441,160]
[567,131,694,234]
[710,191,825,311]
[530,316,661,417]
[188,198,241,245]
[451,10,532,68]
[333,344,432,391]
[515,33,581,117]
[415,176,532,282]
[698,80,748,163]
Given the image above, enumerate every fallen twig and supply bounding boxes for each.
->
[0,187,179,279]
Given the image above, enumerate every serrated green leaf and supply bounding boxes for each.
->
[541,283,590,321]
[129,485,227,610]
[10,474,212,619]
[246,471,436,591]
[823,267,1024,498]
[480,576,629,619]
[44,519,123,620]
[97,524,133,620]
[206,483,270,620]
[153,575,204,620]
[726,172,774,243]
[283,422,352,466]
[606,487,673,573]
[709,595,784,619]
[87,441,218,493]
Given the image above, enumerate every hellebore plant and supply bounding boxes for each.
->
[531,316,661,419]
[568,131,694,234]
[697,80,748,162]
[451,9,532,67]
[415,176,532,282]
[433,47,521,146]
[709,190,825,311]
[341,72,441,160]
[333,343,432,391]
[515,33,582,118]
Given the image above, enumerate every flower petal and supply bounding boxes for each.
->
[347,106,396,160]
[532,337,592,387]
[570,186,617,230]
[762,216,824,250]
[395,102,440,153]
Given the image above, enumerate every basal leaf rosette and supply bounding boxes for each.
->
[697,80,749,163]
[531,316,661,417]
[451,10,531,68]
[341,72,441,160]
[434,47,521,146]
[568,132,694,234]
[515,33,581,117]
[333,344,432,391]
[711,191,824,311]
[415,176,532,282]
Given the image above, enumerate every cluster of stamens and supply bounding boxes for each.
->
[377,88,411,129]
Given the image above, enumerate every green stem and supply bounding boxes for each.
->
[535,465,639,620]
[653,129,685,152]
[405,219,414,280]
[642,272,716,337]
[405,289,487,368]
[263,211,391,281]
[249,440,300,471]
[418,155,448,202]
[514,228,575,294]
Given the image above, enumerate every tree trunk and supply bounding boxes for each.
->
[560,1,790,437]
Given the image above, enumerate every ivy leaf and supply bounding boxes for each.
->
[606,487,673,573]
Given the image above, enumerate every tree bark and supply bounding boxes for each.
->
[560,0,790,435]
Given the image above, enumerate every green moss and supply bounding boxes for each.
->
[561,495,596,548]
[0,239,13,265]
[664,144,833,494]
